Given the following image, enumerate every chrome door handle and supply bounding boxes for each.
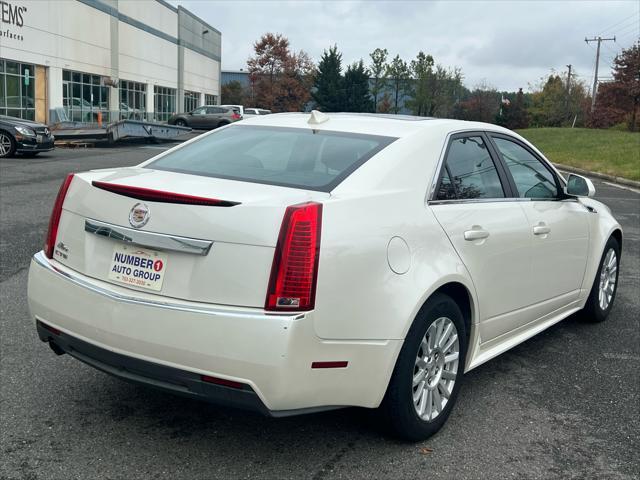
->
[464,229,490,241]
[533,225,551,235]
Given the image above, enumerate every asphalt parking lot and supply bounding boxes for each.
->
[1,142,638,480]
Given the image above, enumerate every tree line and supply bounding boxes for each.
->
[221,33,639,131]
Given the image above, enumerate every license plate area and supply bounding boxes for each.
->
[108,244,168,291]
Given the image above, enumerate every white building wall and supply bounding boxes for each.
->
[118,23,178,88]
[183,48,220,97]
[1,0,113,76]
[117,0,178,38]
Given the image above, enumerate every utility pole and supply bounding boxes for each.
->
[585,36,616,109]
[565,64,572,119]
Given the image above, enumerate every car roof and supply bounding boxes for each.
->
[237,112,514,139]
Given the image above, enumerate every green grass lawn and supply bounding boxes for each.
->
[515,128,640,181]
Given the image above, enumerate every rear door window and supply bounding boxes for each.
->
[148,125,396,191]
[436,135,505,200]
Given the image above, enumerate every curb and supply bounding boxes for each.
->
[554,163,640,189]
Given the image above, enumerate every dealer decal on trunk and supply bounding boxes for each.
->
[108,244,168,291]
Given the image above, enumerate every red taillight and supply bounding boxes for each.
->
[44,174,75,259]
[231,113,241,120]
[265,202,322,312]
[91,181,239,207]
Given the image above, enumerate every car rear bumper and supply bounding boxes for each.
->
[28,251,401,413]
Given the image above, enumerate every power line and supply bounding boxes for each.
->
[598,13,640,37]
[585,36,617,109]
[616,23,640,37]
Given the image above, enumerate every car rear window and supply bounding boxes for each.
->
[147,125,397,191]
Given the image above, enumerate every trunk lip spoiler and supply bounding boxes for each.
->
[85,218,213,256]
[91,181,240,207]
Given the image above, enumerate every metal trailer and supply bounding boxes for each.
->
[51,119,191,143]
[107,120,191,142]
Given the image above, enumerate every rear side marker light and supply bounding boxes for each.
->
[265,202,323,312]
[91,181,240,207]
[311,361,348,369]
[44,173,75,259]
[201,375,244,389]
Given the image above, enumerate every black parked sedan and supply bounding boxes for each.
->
[0,115,55,158]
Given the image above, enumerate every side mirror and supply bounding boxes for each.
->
[565,173,595,197]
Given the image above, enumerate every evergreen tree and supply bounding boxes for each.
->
[221,81,247,106]
[496,88,529,129]
[312,45,345,111]
[386,55,411,114]
[344,60,373,112]
[407,51,434,116]
[369,48,388,112]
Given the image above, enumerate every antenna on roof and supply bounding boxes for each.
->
[308,110,329,125]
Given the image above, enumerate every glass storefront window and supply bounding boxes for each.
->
[184,90,199,112]
[204,94,217,105]
[0,58,36,120]
[154,86,176,122]
[62,69,110,123]
[119,80,146,120]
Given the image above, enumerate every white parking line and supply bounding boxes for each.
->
[602,181,640,194]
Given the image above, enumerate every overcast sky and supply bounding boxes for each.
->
[171,0,639,92]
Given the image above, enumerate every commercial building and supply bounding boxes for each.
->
[221,69,250,88]
[0,0,221,124]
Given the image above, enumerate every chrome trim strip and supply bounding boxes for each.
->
[85,219,212,256]
[428,197,533,205]
[32,251,303,321]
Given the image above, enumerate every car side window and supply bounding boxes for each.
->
[437,167,457,200]
[492,137,559,199]
[436,136,505,200]
[206,107,221,114]
[192,107,206,115]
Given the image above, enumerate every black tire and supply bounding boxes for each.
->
[175,119,187,127]
[0,130,16,158]
[580,236,621,323]
[379,293,467,441]
[217,120,230,129]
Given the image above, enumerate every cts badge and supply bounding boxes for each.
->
[129,202,150,228]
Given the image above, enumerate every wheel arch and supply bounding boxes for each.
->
[431,282,474,343]
[377,279,478,408]
[610,228,622,251]
[398,278,479,372]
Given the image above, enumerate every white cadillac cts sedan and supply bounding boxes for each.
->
[28,112,622,441]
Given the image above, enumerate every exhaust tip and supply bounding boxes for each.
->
[48,341,66,356]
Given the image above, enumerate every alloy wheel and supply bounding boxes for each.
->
[412,316,459,422]
[0,133,12,157]
[598,248,617,311]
